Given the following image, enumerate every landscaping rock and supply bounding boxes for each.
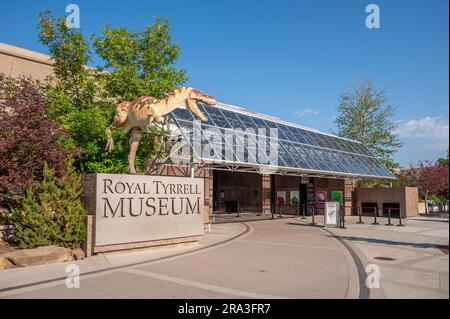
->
[5,245,73,267]
[0,256,8,270]
[71,248,86,260]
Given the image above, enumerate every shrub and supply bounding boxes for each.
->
[9,161,86,249]
[0,76,78,209]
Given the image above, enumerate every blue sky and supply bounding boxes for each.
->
[0,0,448,167]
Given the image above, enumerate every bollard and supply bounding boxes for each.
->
[236,202,240,218]
[301,204,306,219]
[311,206,317,226]
[256,205,261,216]
[278,205,282,218]
[357,207,364,224]
[386,207,393,226]
[340,205,346,229]
[372,206,380,225]
[397,209,405,227]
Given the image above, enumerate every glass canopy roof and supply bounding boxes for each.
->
[169,102,395,179]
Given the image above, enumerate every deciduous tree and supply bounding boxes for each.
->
[91,17,187,101]
[38,12,182,174]
[335,79,402,172]
[0,76,76,208]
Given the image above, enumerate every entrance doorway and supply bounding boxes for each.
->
[299,183,308,215]
[212,170,272,223]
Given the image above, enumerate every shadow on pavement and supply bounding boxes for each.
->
[410,218,449,223]
[286,222,324,228]
[325,235,446,250]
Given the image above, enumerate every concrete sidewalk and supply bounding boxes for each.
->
[0,219,358,299]
[1,215,446,299]
[0,222,248,292]
[295,215,449,299]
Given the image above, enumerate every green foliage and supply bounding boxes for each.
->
[140,123,175,173]
[38,12,184,174]
[91,17,188,101]
[437,151,449,167]
[9,161,86,249]
[38,11,95,107]
[427,194,447,203]
[334,79,402,172]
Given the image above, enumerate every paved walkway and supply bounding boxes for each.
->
[0,219,357,299]
[0,215,447,299]
[295,215,449,299]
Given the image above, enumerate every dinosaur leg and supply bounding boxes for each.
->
[128,127,142,175]
[154,116,165,124]
[186,99,208,122]
[105,113,128,152]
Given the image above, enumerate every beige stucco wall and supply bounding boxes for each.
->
[0,42,54,81]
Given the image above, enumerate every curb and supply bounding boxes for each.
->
[0,222,251,294]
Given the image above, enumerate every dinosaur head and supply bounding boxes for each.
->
[190,89,216,106]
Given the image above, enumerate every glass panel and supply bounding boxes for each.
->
[289,143,313,170]
[235,112,258,130]
[249,116,272,131]
[289,127,308,144]
[345,153,367,175]
[323,135,340,151]
[326,150,350,173]
[341,140,359,154]
[300,129,318,147]
[172,108,195,121]
[309,132,328,148]
[312,147,335,172]
[277,123,298,142]
[358,143,373,156]
[173,106,394,178]
[352,153,372,175]
[335,138,352,153]
[334,152,357,175]
[281,141,309,169]
[360,155,380,176]
[278,140,300,168]
[219,109,246,129]
[202,105,232,128]
[303,146,327,171]
[315,133,335,149]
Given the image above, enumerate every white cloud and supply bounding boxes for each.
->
[396,117,449,140]
[396,116,449,151]
[294,108,319,117]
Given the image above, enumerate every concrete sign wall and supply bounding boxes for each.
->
[93,173,204,246]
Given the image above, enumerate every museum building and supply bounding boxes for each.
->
[0,42,400,231]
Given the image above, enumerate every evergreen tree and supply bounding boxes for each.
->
[52,159,87,247]
[11,188,52,248]
[10,161,86,249]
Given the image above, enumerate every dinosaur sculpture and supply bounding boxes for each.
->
[105,87,216,174]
